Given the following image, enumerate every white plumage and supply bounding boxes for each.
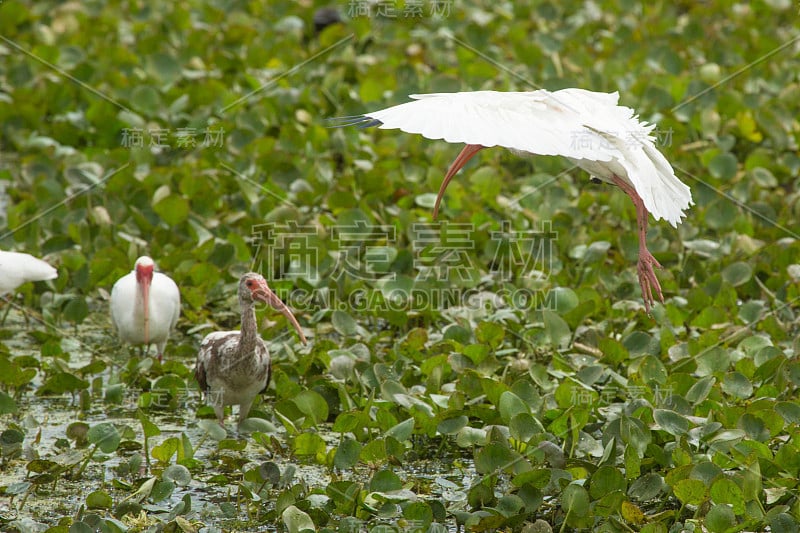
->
[0,251,58,294]
[110,256,180,361]
[342,89,693,312]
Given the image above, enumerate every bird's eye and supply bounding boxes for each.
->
[246,280,253,287]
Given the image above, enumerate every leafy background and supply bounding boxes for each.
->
[1,0,800,532]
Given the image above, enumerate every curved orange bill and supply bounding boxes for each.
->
[255,288,308,345]
[433,143,485,219]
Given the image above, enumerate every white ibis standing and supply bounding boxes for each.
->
[194,272,307,428]
[0,250,58,294]
[110,256,180,362]
[338,89,693,312]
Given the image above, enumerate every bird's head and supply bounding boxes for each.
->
[135,256,155,285]
[240,272,307,345]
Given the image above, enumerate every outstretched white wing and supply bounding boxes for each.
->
[348,89,692,226]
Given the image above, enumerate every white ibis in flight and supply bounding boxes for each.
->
[337,89,693,312]
[0,251,58,294]
[110,256,180,362]
[194,272,307,428]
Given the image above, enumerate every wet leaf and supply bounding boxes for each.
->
[0,391,18,414]
[673,479,706,505]
[705,504,737,532]
[542,309,571,348]
[87,423,120,453]
[38,372,89,395]
[561,484,589,518]
[653,409,689,436]
[292,390,329,426]
[282,504,315,533]
[710,477,745,515]
[163,464,192,486]
[152,437,180,463]
[333,437,361,470]
[86,490,113,509]
[332,310,358,336]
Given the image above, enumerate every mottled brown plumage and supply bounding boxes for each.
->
[194,273,307,428]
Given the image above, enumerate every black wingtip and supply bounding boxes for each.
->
[324,116,384,129]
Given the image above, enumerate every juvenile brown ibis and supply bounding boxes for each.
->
[194,272,307,428]
[337,89,693,312]
[110,256,180,361]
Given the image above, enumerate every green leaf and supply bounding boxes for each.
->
[710,477,745,515]
[722,262,752,286]
[85,490,113,509]
[138,411,161,438]
[385,418,414,442]
[149,52,182,84]
[499,391,529,423]
[38,372,89,396]
[130,85,161,111]
[456,426,487,447]
[628,473,663,500]
[561,484,589,518]
[152,437,180,463]
[476,321,504,347]
[509,413,544,443]
[333,437,361,470]
[721,372,753,399]
[547,287,579,314]
[653,409,689,436]
[708,153,738,180]
[542,309,571,348]
[331,310,357,336]
[705,504,737,532]
[673,478,707,505]
[153,194,190,226]
[639,356,667,385]
[197,420,227,441]
[87,423,121,453]
[474,442,519,475]
[437,416,468,435]
[590,466,626,499]
[370,469,402,492]
[151,479,175,502]
[163,464,192,487]
[686,376,716,404]
[63,296,89,324]
[293,433,326,456]
[0,390,18,414]
[292,390,329,426]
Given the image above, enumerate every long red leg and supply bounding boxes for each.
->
[433,144,485,219]
[610,174,664,314]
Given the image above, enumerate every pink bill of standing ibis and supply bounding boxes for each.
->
[110,256,180,362]
[194,272,307,429]
[335,89,693,313]
[0,250,58,295]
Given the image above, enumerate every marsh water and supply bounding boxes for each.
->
[1,304,477,532]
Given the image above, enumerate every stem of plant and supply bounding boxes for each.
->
[144,432,150,472]
[76,443,98,478]
[197,429,209,450]
[559,509,571,533]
